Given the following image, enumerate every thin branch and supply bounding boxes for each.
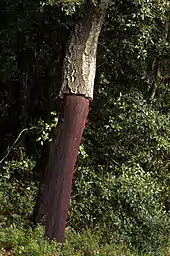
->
[0,127,37,164]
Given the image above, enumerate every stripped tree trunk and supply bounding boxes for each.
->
[33,0,108,242]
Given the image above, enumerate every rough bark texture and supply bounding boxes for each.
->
[33,95,89,242]
[60,1,108,100]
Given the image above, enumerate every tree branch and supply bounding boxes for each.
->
[0,127,37,164]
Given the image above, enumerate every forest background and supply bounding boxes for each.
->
[0,0,169,255]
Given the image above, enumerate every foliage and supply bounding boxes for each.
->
[0,155,37,228]
[36,112,58,145]
[69,84,170,252]
[40,0,85,15]
[71,155,169,251]
[0,0,169,254]
[0,226,58,256]
[1,225,169,256]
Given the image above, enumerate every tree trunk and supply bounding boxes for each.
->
[33,95,89,242]
[33,0,108,242]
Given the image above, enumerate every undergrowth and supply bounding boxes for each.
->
[0,225,169,256]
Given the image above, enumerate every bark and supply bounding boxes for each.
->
[33,0,109,242]
[33,95,89,242]
[60,0,108,100]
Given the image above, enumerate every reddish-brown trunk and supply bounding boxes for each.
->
[33,94,89,242]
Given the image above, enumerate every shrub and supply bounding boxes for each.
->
[0,156,37,227]
[69,91,170,252]
[1,225,168,256]
[0,225,58,256]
